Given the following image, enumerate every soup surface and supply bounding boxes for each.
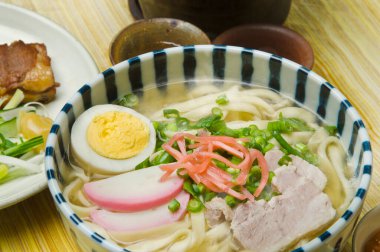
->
[63,81,357,252]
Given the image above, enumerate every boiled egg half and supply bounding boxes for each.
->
[70,104,156,174]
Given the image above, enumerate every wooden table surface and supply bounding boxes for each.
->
[0,0,379,251]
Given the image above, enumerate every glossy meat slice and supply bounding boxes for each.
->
[0,40,57,105]
[264,149,327,190]
[231,164,335,252]
[205,197,233,227]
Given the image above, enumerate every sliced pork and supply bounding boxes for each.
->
[231,152,336,252]
[264,149,283,171]
[205,197,233,227]
[232,176,335,252]
[265,150,327,190]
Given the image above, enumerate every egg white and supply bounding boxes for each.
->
[70,104,156,174]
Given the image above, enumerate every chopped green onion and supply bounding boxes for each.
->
[214,159,228,169]
[176,117,190,129]
[197,183,205,194]
[249,124,259,131]
[324,125,337,136]
[239,127,250,137]
[255,136,266,146]
[295,143,308,153]
[117,93,139,108]
[176,168,189,179]
[267,114,314,133]
[230,156,242,165]
[225,195,237,207]
[192,183,201,195]
[246,184,257,194]
[262,143,274,153]
[216,94,229,105]
[268,171,276,184]
[273,132,318,165]
[187,198,203,212]
[2,136,43,157]
[0,133,16,151]
[135,157,150,170]
[192,114,221,129]
[165,122,178,132]
[183,181,199,199]
[303,151,319,166]
[272,132,301,156]
[226,167,240,176]
[248,165,262,184]
[211,107,223,117]
[151,151,175,166]
[163,109,180,119]
[278,155,292,166]
[4,89,24,110]
[204,191,217,202]
[0,164,9,180]
[168,199,180,212]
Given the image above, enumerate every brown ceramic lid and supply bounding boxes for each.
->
[109,18,211,64]
[213,24,314,69]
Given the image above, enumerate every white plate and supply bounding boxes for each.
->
[0,3,99,209]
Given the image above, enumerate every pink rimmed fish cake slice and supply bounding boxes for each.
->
[84,166,183,212]
[90,191,190,232]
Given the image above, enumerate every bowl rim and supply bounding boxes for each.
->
[45,44,372,251]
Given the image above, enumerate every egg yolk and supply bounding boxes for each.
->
[87,111,149,159]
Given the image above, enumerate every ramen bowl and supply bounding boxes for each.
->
[45,45,372,252]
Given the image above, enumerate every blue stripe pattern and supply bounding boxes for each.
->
[348,120,360,156]
[342,210,353,220]
[319,231,331,241]
[128,56,143,94]
[317,82,331,118]
[70,214,83,225]
[153,50,168,90]
[183,46,196,88]
[55,193,66,204]
[78,84,92,110]
[45,146,54,156]
[269,55,282,91]
[337,102,347,135]
[91,232,105,243]
[103,68,118,102]
[241,50,254,84]
[363,165,372,174]
[50,124,60,134]
[356,188,366,199]
[46,169,55,180]
[363,141,371,151]
[212,46,226,84]
[295,67,309,103]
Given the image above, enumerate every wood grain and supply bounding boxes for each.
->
[0,0,379,251]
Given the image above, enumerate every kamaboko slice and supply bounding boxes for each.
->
[90,191,190,232]
[84,166,183,212]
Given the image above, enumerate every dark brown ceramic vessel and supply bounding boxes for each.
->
[133,0,292,37]
[213,24,314,69]
[109,18,211,64]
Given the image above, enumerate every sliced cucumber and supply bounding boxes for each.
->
[0,118,17,138]
[3,89,24,110]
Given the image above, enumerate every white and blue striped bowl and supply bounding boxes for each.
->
[45,45,372,252]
